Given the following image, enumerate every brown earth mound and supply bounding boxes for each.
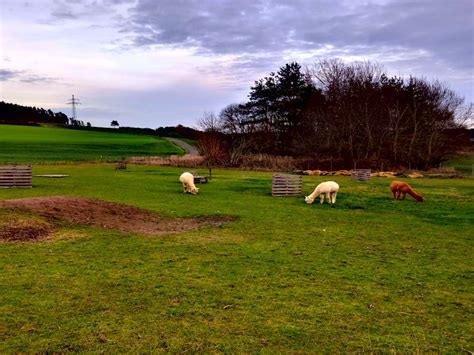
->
[0,196,235,237]
[0,224,52,242]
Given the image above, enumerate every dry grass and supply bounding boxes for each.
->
[128,154,205,167]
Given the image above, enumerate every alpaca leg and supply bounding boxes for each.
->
[331,192,337,204]
[183,183,188,193]
[392,191,397,200]
[325,192,330,204]
[319,194,325,204]
[395,191,400,200]
[401,192,406,200]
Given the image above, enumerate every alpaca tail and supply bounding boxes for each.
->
[409,188,424,201]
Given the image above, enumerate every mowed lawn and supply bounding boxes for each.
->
[0,125,183,163]
[0,164,473,352]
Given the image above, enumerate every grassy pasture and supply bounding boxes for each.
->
[444,151,474,175]
[0,125,183,163]
[0,164,472,352]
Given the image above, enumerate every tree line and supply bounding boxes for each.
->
[198,60,472,170]
[66,123,199,140]
[0,101,200,140]
[0,101,86,126]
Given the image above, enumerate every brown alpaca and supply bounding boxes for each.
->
[390,180,424,201]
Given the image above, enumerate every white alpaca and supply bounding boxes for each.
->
[179,172,199,194]
[305,181,339,205]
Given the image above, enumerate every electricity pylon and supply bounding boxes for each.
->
[67,95,81,120]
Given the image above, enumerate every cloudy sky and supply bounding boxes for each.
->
[1,0,473,128]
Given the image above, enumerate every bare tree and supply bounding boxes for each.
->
[197,59,469,169]
[197,112,227,165]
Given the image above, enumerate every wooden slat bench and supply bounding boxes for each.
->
[0,165,32,188]
[272,174,302,196]
[351,169,371,181]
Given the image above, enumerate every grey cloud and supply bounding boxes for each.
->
[19,74,59,84]
[122,0,473,73]
[0,69,20,81]
[51,8,79,19]
[0,69,61,84]
[49,0,134,22]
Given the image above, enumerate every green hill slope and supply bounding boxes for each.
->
[444,151,474,175]
[0,125,184,163]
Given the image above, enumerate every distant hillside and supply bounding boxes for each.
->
[0,124,183,163]
[155,125,200,140]
[67,124,200,140]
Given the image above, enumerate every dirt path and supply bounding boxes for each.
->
[164,137,199,156]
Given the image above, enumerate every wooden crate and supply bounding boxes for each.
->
[272,174,302,196]
[0,165,32,188]
[194,175,208,184]
[351,169,371,181]
[115,160,127,170]
[186,170,209,184]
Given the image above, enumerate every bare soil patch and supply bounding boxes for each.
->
[0,224,52,242]
[0,196,235,237]
[0,216,53,242]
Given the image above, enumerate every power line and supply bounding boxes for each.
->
[66,94,81,120]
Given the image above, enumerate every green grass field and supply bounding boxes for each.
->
[0,125,184,163]
[444,151,474,175]
[0,164,472,352]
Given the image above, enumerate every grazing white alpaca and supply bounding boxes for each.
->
[179,172,199,194]
[305,181,339,205]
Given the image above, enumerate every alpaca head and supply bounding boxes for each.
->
[304,196,314,204]
[190,187,199,194]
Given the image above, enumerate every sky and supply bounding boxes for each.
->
[1,0,473,128]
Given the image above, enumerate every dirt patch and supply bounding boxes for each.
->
[0,196,235,236]
[0,225,52,242]
[0,216,53,242]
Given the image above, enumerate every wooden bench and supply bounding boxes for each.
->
[272,174,302,196]
[0,165,32,188]
[351,169,371,181]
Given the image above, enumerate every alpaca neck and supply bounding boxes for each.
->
[308,187,320,200]
[409,189,423,201]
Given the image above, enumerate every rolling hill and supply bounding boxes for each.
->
[0,124,184,163]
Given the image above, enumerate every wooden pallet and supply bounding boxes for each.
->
[0,165,32,188]
[186,170,209,184]
[194,175,208,184]
[115,160,127,170]
[272,174,302,196]
[351,169,371,181]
